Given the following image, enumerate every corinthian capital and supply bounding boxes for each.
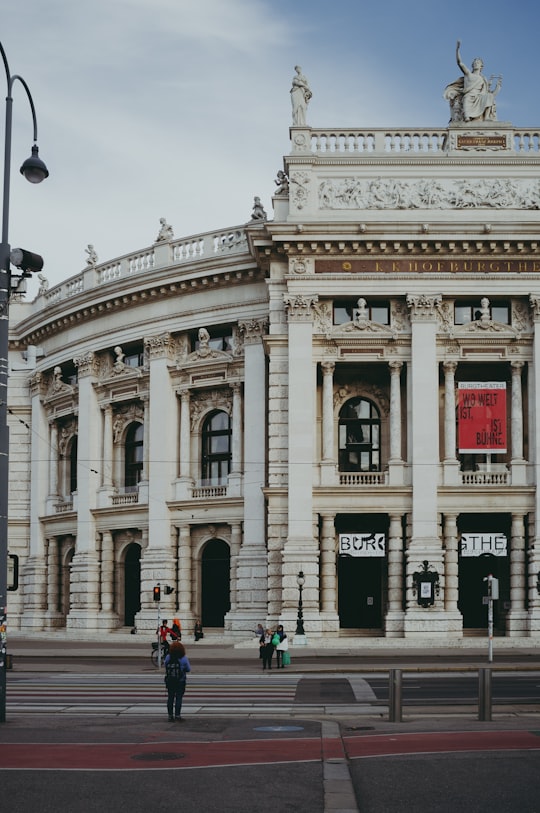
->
[283,293,319,322]
[73,351,99,378]
[237,318,269,344]
[406,293,442,321]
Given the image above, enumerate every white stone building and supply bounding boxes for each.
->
[6,65,540,643]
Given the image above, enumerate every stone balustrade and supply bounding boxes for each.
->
[37,224,249,311]
[303,127,540,156]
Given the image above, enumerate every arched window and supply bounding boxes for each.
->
[201,410,231,486]
[125,422,144,490]
[338,397,381,472]
[69,436,78,494]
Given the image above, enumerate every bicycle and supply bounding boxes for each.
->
[151,640,168,667]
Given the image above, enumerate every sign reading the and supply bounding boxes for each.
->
[339,533,385,557]
[457,382,507,453]
[460,533,507,557]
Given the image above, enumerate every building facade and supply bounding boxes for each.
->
[6,79,540,642]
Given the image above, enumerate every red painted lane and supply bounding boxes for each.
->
[344,730,540,759]
[0,737,324,770]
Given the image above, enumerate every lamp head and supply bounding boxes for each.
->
[20,144,49,184]
[297,570,305,587]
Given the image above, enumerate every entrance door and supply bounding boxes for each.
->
[458,553,503,629]
[201,539,230,627]
[338,557,383,629]
[124,543,141,626]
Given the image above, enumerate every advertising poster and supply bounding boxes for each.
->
[457,382,507,453]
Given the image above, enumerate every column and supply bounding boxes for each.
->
[228,382,242,495]
[385,513,404,636]
[102,404,114,488]
[527,296,540,632]
[404,294,445,635]
[320,361,336,486]
[388,360,404,485]
[45,537,62,628]
[141,395,150,484]
[232,318,268,631]
[138,335,177,623]
[100,530,116,621]
[320,513,337,617]
[228,522,242,614]
[443,513,462,634]
[282,295,320,632]
[176,389,192,499]
[511,361,526,485]
[443,361,460,484]
[507,513,527,636]
[69,351,101,630]
[178,524,192,620]
[48,422,59,498]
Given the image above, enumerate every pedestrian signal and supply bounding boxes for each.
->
[153,585,161,602]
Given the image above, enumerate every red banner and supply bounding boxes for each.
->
[457,382,507,453]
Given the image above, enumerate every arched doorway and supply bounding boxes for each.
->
[124,543,141,626]
[201,539,230,627]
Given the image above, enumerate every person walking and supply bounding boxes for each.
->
[163,641,191,722]
[259,628,275,671]
[275,625,288,668]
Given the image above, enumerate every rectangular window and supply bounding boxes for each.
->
[333,300,389,325]
[454,302,510,325]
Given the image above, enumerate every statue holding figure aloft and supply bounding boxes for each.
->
[443,41,502,123]
[290,65,312,126]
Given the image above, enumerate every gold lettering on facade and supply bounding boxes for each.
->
[315,259,538,274]
[457,135,507,148]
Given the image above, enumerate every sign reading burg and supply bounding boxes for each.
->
[339,533,386,557]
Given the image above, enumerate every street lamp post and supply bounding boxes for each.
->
[294,570,307,645]
[0,40,48,723]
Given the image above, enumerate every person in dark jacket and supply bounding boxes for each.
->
[259,628,275,671]
[163,641,191,721]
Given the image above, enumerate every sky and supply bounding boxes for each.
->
[2,0,540,294]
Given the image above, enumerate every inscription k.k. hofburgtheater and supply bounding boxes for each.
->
[316,259,540,274]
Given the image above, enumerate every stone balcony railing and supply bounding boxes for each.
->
[302,127,540,156]
[36,225,249,311]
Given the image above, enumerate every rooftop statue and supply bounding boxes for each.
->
[443,40,502,123]
[155,217,174,242]
[85,244,98,267]
[290,65,312,126]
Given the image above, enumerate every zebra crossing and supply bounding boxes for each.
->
[6,672,305,715]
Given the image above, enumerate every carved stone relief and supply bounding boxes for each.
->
[190,388,232,432]
[112,403,144,443]
[318,176,540,210]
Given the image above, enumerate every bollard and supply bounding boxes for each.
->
[478,667,492,721]
[388,668,402,723]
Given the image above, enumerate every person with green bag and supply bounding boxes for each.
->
[274,625,289,668]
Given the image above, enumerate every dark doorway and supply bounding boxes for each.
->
[201,539,230,627]
[124,543,141,626]
[338,557,383,628]
[458,553,505,630]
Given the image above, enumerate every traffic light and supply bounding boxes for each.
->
[153,585,161,602]
[164,585,174,595]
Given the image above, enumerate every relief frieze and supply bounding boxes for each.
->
[318,177,540,210]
